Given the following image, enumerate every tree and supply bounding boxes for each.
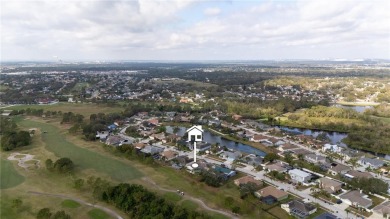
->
[74,178,84,190]
[52,210,71,219]
[53,158,74,174]
[12,198,22,209]
[347,158,359,170]
[45,159,53,171]
[264,153,279,163]
[37,208,52,219]
[284,153,294,165]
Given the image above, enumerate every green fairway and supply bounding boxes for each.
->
[87,209,111,219]
[18,119,142,181]
[163,192,182,203]
[180,200,199,211]
[0,159,25,189]
[61,199,81,208]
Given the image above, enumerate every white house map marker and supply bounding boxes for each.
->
[186,125,203,168]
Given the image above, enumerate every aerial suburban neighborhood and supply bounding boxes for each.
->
[1,61,390,219]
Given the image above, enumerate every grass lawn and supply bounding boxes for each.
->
[369,195,385,208]
[180,200,199,211]
[0,159,25,189]
[163,192,183,203]
[267,206,292,219]
[87,209,111,219]
[61,199,81,208]
[18,119,142,181]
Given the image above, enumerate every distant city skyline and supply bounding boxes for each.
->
[1,0,390,61]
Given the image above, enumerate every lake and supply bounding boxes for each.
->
[166,126,267,157]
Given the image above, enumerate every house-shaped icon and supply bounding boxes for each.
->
[186,125,203,142]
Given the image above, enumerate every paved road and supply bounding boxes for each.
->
[28,191,124,219]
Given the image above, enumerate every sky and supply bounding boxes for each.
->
[1,0,390,61]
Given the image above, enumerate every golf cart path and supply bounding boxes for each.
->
[142,177,239,219]
[28,191,124,219]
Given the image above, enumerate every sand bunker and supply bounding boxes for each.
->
[7,153,41,170]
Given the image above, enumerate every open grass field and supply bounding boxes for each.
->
[61,199,81,208]
[0,158,25,189]
[163,192,183,203]
[18,119,143,181]
[7,102,124,117]
[87,208,111,219]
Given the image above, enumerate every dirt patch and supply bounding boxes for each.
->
[7,153,41,171]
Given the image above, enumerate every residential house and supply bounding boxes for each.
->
[161,150,178,161]
[255,186,289,201]
[279,143,299,152]
[174,155,192,167]
[265,161,289,173]
[208,119,221,127]
[288,169,312,184]
[133,142,146,149]
[140,145,164,155]
[148,118,159,126]
[250,134,268,142]
[150,132,166,142]
[213,165,236,178]
[265,137,285,147]
[234,176,262,187]
[322,144,342,153]
[222,151,242,161]
[107,124,117,131]
[281,200,317,219]
[359,157,385,169]
[340,190,372,209]
[318,177,342,194]
[96,131,109,140]
[305,154,326,164]
[291,149,312,157]
[166,134,181,143]
[328,163,351,176]
[105,135,126,147]
[340,149,361,161]
[244,154,263,167]
[344,170,372,179]
[188,142,211,153]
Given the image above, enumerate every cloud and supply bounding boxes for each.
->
[1,0,389,60]
[204,7,221,16]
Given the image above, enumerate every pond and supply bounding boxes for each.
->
[332,104,373,113]
[166,126,267,157]
[275,125,348,146]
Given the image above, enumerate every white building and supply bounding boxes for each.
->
[322,144,342,153]
[288,169,312,184]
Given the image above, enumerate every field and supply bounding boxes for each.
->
[18,119,143,181]
[87,209,111,219]
[6,102,124,117]
[0,159,25,189]
[61,199,81,208]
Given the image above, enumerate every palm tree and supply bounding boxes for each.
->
[347,158,359,170]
